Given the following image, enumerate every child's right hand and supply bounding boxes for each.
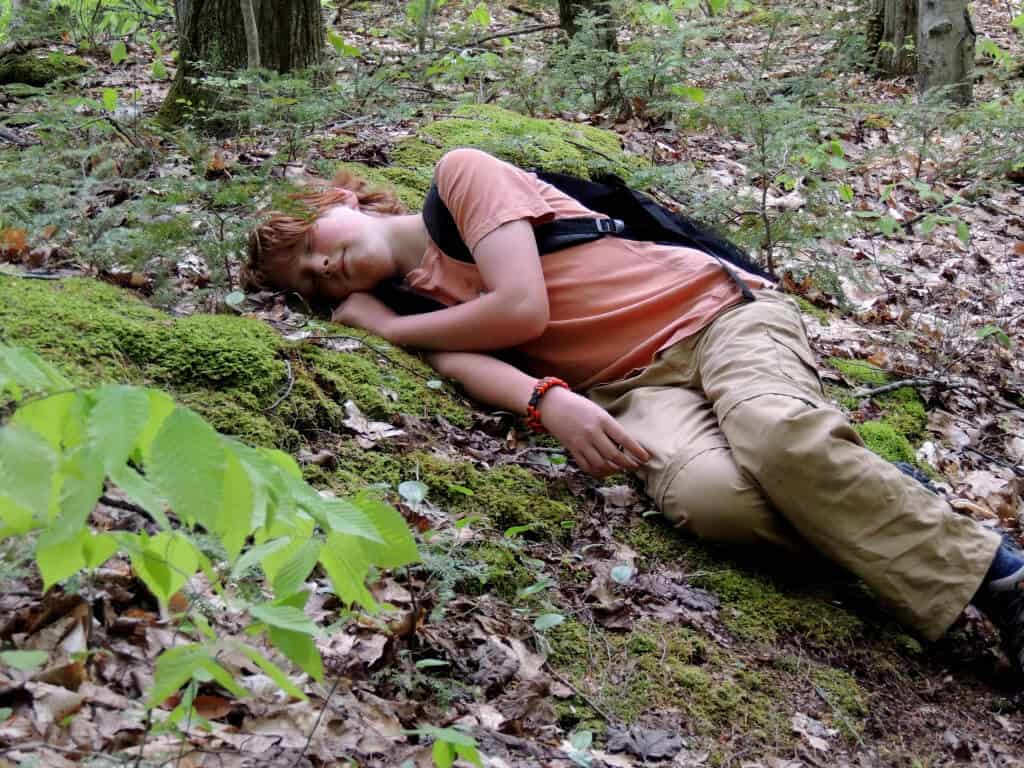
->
[539,388,651,478]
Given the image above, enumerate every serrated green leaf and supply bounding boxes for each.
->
[130,531,200,607]
[354,494,419,568]
[231,537,291,579]
[54,444,106,538]
[0,345,69,398]
[249,603,316,635]
[0,424,57,522]
[318,497,385,542]
[12,392,75,449]
[149,644,246,706]
[152,58,167,79]
[919,215,938,235]
[149,408,225,529]
[838,184,854,203]
[271,538,321,597]
[82,531,118,569]
[877,216,898,236]
[265,592,323,681]
[1013,12,1024,30]
[36,528,86,590]
[88,385,150,473]
[327,30,360,57]
[110,41,128,65]
[433,741,455,768]
[0,650,49,671]
[320,531,378,611]
[219,450,254,558]
[135,390,175,462]
[236,645,307,700]
[102,88,118,112]
[467,2,491,27]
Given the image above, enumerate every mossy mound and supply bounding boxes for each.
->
[549,620,794,743]
[829,357,888,386]
[0,51,88,87]
[372,104,644,203]
[854,420,916,464]
[327,444,575,537]
[0,276,471,448]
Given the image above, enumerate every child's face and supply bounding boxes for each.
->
[268,203,395,302]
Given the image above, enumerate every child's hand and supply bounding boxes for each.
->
[539,387,650,478]
[331,293,398,339]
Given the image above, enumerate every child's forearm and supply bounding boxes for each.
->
[387,292,548,352]
[425,351,538,413]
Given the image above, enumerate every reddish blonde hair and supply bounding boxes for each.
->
[242,168,406,292]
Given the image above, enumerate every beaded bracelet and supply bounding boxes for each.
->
[526,376,570,433]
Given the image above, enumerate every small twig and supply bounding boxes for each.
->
[853,377,941,398]
[103,115,143,148]
[963,446,1024,478]
[265,357,294,412]
[544,662,617,723]
[291,677,342,768]
[133,708,153,768]
[459,23,561,49]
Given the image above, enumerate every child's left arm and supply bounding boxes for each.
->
[333,219,549,351]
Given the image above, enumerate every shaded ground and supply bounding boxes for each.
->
[1,1,1024,766]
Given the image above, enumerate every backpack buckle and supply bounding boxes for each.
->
[596,218,625,234]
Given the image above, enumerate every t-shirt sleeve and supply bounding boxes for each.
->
[434,148,556,253]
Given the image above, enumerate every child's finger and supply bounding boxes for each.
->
[604,420,650,464]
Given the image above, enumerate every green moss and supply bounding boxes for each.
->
[854,421,916,464]
[455,542,535,600]
[829,357,888,386]
[876,387,926,441]
[378,104,643,200]
[549,620,788,739]
[810,664,868,739]
[0,51,88,86]
[0,277,471,449]
[794,296,831,326]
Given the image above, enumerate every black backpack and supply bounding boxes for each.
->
[374,166,774,315]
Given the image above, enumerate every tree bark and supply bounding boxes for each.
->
[558,0,617,50]
[917,0,974,104]
[160,0,323,126]
[867,0,918,77]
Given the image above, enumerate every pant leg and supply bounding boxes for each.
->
[588,359,808,556]
[671,289,1000,641]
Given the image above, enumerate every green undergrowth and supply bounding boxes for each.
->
[0,51,89,86]
[0,276,470,448]
[826,358,928,465]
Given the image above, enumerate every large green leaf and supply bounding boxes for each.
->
[129,531,200,608]
[320,532,378,612]
[87,385,150,473]
[263,591,323,681]
[236,645,307,700]
[53,445,106,539]
[219,450,254,558]
[0,345,69,400]
[272,538,321,598]
[231,537,292,579]
[11,392,76,449]
[355,494,419,568]
[0,424,57,521]
[317,496,384,542]
[135,390,175,462]
[248,603,316,635]
[149,407,225,529]
[148,644,247,706]
[36,528,86,590]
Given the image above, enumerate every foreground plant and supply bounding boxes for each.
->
[0,342,419,712]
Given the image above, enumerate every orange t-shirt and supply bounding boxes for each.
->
[404,148,770,390]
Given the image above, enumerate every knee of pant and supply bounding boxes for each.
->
[726,394,857,473]
[661,448,774,547]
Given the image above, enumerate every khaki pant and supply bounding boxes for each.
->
[588,290,999,641]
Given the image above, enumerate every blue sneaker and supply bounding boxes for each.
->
[976,544,1024,674]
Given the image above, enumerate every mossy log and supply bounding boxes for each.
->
[0,51,88,87]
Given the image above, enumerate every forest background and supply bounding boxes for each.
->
[0,0,1023,766]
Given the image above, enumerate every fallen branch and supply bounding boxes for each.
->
[544,662,617,724]
[0,38,56,58]
[853,377,941,398]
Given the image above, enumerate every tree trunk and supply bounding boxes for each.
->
[159,0,323,127]
[917,0,974,104]
[867,0,917,77]
[558,0,617,50]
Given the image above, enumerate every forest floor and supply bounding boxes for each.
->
[2,0,1024,766]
